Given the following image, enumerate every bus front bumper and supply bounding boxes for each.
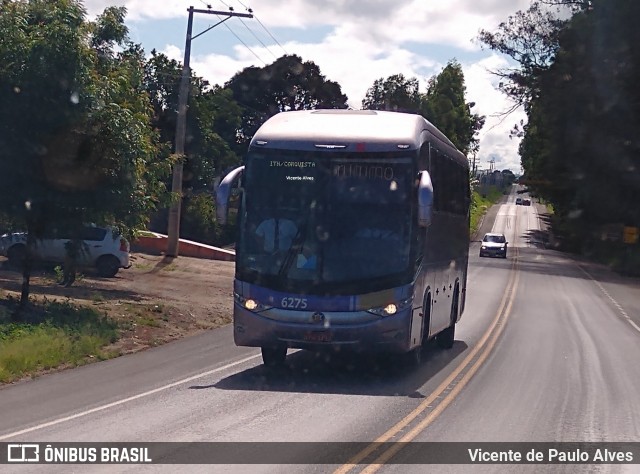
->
[233,304,413,353]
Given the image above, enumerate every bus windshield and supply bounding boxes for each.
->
[237,150,415,295]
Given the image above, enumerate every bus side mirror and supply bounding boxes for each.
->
[418,171,433,227]
[215,166,244,225]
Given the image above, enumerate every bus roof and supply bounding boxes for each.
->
[250,109,465,162]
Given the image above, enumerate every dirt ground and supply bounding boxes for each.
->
[0,252,236,355]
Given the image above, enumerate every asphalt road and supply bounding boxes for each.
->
[1,187,640,474]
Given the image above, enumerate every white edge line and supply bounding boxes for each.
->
[577,265,640,334]
[0,353,261,440]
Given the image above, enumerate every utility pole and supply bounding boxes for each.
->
[166,6,253,257]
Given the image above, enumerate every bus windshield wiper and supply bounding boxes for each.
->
[277,222,307,278]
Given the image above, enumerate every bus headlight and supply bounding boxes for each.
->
[245,299,258,310]
[384,304,397,315]
[234,293,272,312]
[367,297,412,317]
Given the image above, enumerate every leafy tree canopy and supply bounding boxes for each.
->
[226,54,349,145]
[483,0,640,252]
[361,74,421,113]
[421,61,485,156]
[361,63,484,156]
[0,0,171,306]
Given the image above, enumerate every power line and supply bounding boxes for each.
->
[195,0,269,65]
[253,15,288,56]
[228,0,288,56]
[218,15,267,65]
[237,17,279,60]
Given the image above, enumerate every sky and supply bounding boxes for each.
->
[84,0,532,173]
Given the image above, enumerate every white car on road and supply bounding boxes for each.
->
[479,232,508,259]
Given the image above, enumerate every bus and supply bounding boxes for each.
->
[216,109,470,367]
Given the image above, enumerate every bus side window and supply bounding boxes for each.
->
[431,148,442,212]
[419,143,430,172]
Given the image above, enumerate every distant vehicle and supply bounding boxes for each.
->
[515,197,523,205]
[479,233,508,258]
[217,109,470,367]
[523,198,531,206]
[0,226,130,277]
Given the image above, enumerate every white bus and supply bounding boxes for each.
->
[217,109,470,367]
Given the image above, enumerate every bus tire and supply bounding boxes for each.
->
[437,286,459,349]
[404,347,422,367]
[261,346,287,367]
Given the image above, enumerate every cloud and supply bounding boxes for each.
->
[92,0,527,170]
[86,0,531,41]
[83,0,188,20]
[462,54,526,171]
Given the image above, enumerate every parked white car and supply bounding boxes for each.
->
[0,226,130,277]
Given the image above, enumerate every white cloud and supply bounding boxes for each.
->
[462,54,526,172]
[89,0,528,170]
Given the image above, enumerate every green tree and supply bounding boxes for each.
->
[144,51,243,187]
[226,54,349,145]
[361,66,484,156]
[484,0,640,256]
[142,51,243,244]
[420,61,485,156]
[0,1,170,312]
[361,74,421,113]
[478,1,569,110]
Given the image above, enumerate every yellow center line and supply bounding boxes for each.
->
[362,264,521,473]
[334,247,519,474]
[334,216,521,474]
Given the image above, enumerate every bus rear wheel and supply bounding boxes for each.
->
[437,286,459,349]
[261,346,287,367]
[436,324,455,349]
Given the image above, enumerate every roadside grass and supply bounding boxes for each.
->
[0,298,118,384]
[133,261,153,271]
[470,186,503,236]
[109,302,169,330]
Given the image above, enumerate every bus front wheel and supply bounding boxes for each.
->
[261,346,287,367]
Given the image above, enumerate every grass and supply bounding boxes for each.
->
[0,299,118,383]
[90,291,106,303]
[470,186,503,236]
[136,317,161,328]
[133,261,153,271]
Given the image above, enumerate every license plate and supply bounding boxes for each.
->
[303,331,332,343]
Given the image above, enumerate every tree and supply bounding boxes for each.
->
[226,54,349,145]
[0,1,170,312]
[478,1,569,110]
[361,65,484,156]
[485,0,640,254]
[143,50,243,244]
[361,74,421,113]
[421,61,486,156]
[144,50,243,178]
